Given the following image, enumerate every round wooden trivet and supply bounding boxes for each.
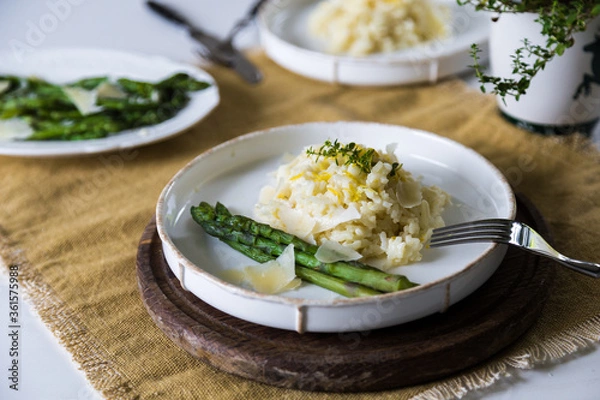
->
[137,196,555,392]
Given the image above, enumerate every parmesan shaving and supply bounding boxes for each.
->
[224,244,301,294]
[395,179,423,208]
[315,240,363,263]
[313,205,361,234]
[62,87,102,116]
[0,118,33,140]
[274,206,316,241]
[0,80,10,95]
[96,82,126,99]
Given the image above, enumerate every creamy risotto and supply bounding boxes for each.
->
[308,0,450,56]
[254,141,450,270]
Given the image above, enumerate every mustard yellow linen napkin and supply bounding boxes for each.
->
[1,52,600,400]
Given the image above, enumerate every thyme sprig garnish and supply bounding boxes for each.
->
[306,140,400,177]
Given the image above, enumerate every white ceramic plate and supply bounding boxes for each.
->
[156,122,516,333]
[258,0,491,86]
[0,48,219,157]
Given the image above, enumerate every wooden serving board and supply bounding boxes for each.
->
[136,196,555,392]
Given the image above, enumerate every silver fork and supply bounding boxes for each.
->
[429,219,600,278]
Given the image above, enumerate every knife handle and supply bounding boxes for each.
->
[147,1,188,26]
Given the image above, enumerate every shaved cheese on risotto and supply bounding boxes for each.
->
[315,239,364,263]
[254,141,450,270]
[308,0,450,56]
[221,244,301,294]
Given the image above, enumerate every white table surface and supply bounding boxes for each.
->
[0,1,599,399]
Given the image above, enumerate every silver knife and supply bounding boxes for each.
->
[147,1,262,84]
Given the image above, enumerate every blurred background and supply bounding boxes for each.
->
[0,0,259,64]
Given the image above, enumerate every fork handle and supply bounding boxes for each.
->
[223,0,269,43]
[555,255,600,278]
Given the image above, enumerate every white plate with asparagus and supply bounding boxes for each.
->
[0,48,219,157]
[156,122,516,333]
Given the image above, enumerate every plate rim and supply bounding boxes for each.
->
[0,47,220,157]
[156,121,517,308]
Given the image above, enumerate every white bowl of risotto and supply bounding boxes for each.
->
[257,0,492,86]
[156,122,516,333]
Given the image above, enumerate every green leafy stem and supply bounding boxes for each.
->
[306,139,400,177]
[458,0,600,100]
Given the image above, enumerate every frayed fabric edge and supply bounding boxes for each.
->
[413,315,600,400]
[0,231,138,400]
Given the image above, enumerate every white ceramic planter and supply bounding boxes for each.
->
[490,13,600,135]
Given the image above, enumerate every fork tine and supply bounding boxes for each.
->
[429,232,510,247]
[431,219,512,235]
[430,224,509,239]
[431,220,511,239]
[429,219,512,247]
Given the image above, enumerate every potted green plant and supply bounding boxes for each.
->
[458,0,600,135]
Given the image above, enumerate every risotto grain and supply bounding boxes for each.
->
[254,141,450,270]
[308,0,450,56]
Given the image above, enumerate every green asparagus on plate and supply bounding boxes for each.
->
[0,73,210,141]
[190,202,419,298]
